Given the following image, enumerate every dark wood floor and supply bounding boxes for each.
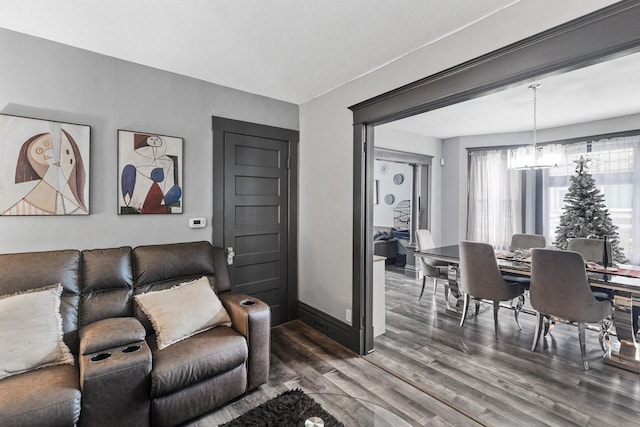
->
[366,268,640,426]
[191,268,640,426]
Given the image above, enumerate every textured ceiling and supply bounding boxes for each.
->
[0,0,520,104]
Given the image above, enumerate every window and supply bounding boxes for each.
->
[542,135,640,264]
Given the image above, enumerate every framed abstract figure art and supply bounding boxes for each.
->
[0,114,90,216]
[118,130,183,214]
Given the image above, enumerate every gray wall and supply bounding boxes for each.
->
[0,28,298,253]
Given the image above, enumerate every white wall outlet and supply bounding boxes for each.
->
[345,308,352,325]
[189,218,206,228]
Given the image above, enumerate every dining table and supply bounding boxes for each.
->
[415,244,640,373]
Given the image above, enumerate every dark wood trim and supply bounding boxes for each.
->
[288,140,299,321]
[350,1,640,355]
[297,302,361,353]
[211,116,300,323]
[423,164,432,231]
[352,123,373,353]
[350,1,640,125]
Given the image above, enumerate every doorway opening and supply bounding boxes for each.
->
[350,2,640,355]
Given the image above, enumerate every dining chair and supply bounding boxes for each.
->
[530,248,612,370]
[567,237,612,263]
[415,229,449,301]
[509,233,546,251]
[459,241,525,337]
[567,237,614,301]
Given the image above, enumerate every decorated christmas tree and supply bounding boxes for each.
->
[554,156,627,263]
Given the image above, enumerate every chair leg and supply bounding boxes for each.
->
[513,295,523,330]
[531,311,544,351]
[460,294,470,327]
[419,276,426,300]
[545,318,555,336]
[599,315,613,353]
[492,300,500,338]
[579,322,589,370]
[444,284,451,311]
[432,277,438,295]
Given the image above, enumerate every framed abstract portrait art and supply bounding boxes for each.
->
[118,130,183,214]
[0,114,90,216]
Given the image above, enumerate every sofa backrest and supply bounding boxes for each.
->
[0,249,81,353]
[79,246,134,328]
[131,241,231,333]
[0,241,232,348]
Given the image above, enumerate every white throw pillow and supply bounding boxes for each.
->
[134,276,232,350]
[0,284,74,380]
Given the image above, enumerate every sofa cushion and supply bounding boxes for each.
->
[0,284,74,380]
[133,241,216,289]
[149,326,248,398]
[0,364,81,427]
[80,246,134,327]
[0,249,81,353]
[134,276,232,350]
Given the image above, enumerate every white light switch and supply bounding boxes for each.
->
[189,218,206,228]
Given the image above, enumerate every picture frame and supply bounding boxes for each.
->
[117,130,183,214]
[0,113,90,216]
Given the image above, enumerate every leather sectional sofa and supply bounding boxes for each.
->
[0,241,270,427]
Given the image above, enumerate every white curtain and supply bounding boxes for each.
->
[467,150,522,249]
[590,136,640,264]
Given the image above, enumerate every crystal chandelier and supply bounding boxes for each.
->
[508,84,563,170]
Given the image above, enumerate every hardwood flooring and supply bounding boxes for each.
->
[190,268,640,426]
[366,268,640,426]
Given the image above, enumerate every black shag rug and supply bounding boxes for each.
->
[221,389,345,427]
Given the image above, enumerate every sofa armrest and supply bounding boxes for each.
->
[78,317,151,427]
[219,292,270,391]
[79,317,146,355]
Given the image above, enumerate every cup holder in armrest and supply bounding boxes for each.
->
[241,299,256,306]
[90,352,112,362]
[121,345,141,354]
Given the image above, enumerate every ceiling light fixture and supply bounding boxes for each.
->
[508,84,563,170]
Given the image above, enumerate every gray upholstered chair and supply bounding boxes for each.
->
[530,248,612,370]
[567,237,612,263]
[415,229,449,301]
[509,233,546,251]
[459,241,525,337]
[567,237,614,301]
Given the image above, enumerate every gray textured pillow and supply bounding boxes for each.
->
[0,284,74,380]
[134,276,232,350]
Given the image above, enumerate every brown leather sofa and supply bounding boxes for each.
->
[0,241,270,427]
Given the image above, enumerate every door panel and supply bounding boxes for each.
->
[224,132,289,325]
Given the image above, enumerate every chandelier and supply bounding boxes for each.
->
[508,84,563,170]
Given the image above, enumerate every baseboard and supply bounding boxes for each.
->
[404,263,420,279]
[297,301,362,354]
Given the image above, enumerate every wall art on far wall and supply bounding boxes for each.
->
[118,130,183,214]
[0,114,90,216]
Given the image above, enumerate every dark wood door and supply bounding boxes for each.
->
[221,129,290,325]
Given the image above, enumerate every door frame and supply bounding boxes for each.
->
[349,1,640,354]
[212,116,299,322]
